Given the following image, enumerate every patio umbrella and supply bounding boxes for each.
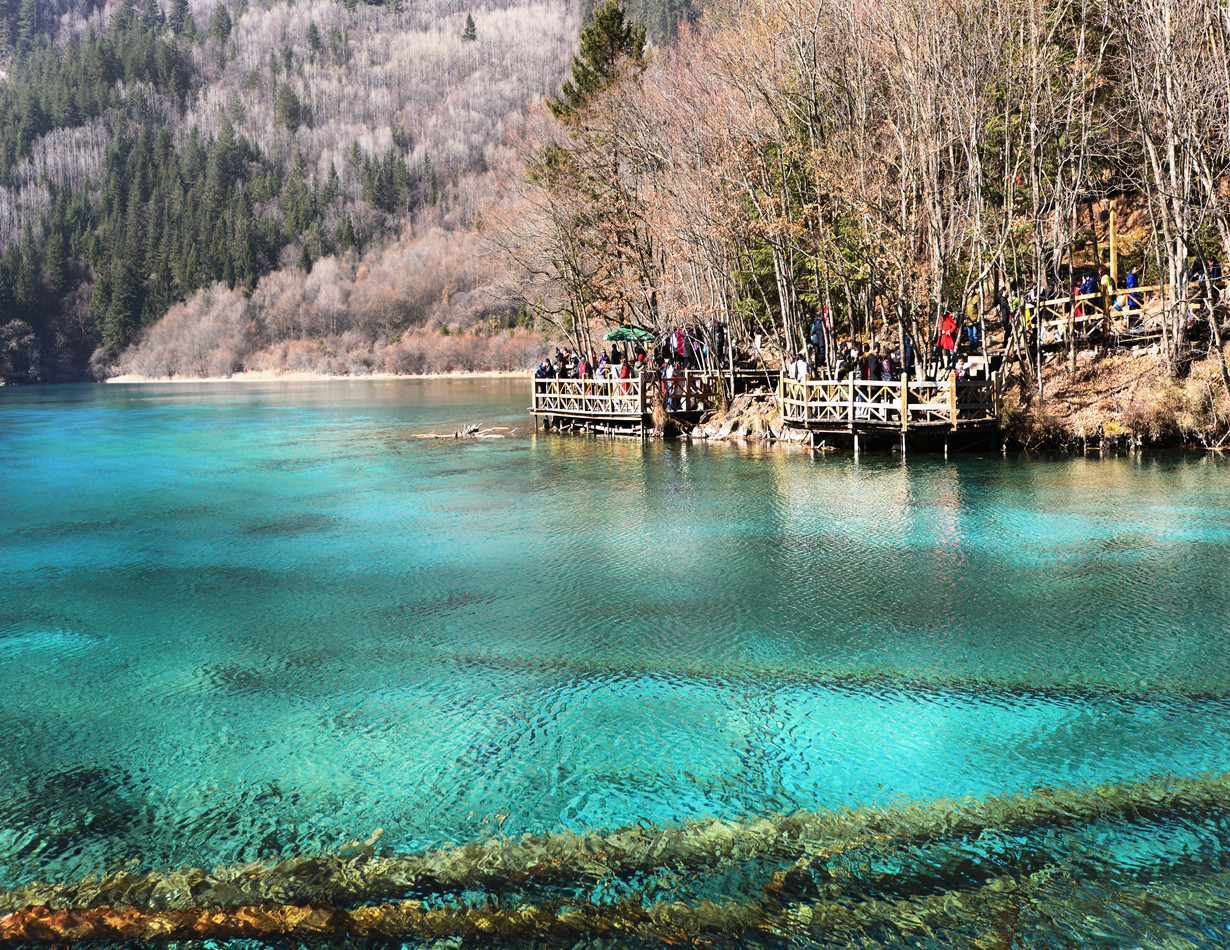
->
[602,327,656,343]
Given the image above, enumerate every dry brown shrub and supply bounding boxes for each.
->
[286,339,324,373]
[120,284,251,378]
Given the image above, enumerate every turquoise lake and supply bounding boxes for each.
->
[2,378,1230,947]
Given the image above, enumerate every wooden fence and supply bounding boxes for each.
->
[531,372,721,421]
[779,373,1000,430]
[1026,277,1226,345]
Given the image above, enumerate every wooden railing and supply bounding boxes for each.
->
[1025,277,1226,344]
[531,372,721,418]
[660,371,721,413]
[532,376,647,417]
[779,373,1000,429]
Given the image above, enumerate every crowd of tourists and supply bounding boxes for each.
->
[538,260,1227,392]
[533,323,730,381]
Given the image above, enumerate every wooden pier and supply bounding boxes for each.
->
[531,373,721,434]
[779,373,1002,449]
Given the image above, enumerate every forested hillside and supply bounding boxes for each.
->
[0,0,695,382]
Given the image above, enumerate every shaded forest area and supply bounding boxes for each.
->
[0,0,698,382]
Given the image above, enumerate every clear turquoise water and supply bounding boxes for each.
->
[2,379,1230,945]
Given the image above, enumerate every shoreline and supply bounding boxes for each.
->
[105,370,531,384]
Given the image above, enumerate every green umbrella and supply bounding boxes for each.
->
[602,327,656,343]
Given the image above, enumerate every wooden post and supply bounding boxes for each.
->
[848,377,855,424]
[900,373,909,432]
[1109,202,1117,283]
[948,371,958,426]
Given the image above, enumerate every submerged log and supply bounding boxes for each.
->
[3,772,1230,917]
[6,866,1230,946]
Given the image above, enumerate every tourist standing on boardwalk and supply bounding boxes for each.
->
[1126,265,1142,316]
[880,349,896,381]
[965,291,982,350]
[672,329,688,368]
[662,358,678,411]
[939,311,957,369]
[811,313,827,372]
[996,288,1013,344]
[901,334,915,378]
[1099,265,1115,317]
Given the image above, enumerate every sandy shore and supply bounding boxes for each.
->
[106,370,531,384]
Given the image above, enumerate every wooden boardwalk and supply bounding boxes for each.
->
[530,373,721,434]
[528,276,1223,446]
[1028,277,1225,346]
[779,373,1002,446]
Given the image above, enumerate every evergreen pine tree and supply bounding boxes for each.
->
[423,153,437,207]
[306,22,322,57]
[228,91,246,125]
[462,13,477,41]
[209,4,232,43]
[281,146,311,234]
[204,118,239,214]
[321,161,341,203]
[168,0,190,36]
[15,227,40,322]
[44,229,69,296]
[15,0,40,55]
[111,0,136,35]
[88,269,112,340]
[102,257,141,350]
[550,0,646,124]
[140,0,162,32]
[335,214,356,252]
[275,83,301,131]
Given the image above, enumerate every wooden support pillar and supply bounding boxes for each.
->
[948,371,958,425]
[900,373,909,432]
[848,377,855,424]
[1109,202,1117,282]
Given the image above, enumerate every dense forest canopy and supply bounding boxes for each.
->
[0,0,697,381]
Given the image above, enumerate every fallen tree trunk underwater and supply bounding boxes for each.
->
[2,770,1229,924]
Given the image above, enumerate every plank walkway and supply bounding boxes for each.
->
[778,373,1001,434]
[1027,276,1225,346]
[530,373,720,434]
[528,276,1224,444]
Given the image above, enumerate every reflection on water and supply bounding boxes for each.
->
[1,379,1229,947]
